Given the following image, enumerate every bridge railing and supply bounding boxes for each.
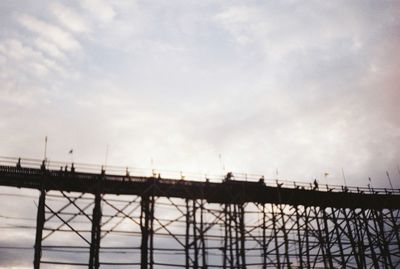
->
[0,156,398,195]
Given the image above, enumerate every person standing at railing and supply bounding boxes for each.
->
[40,160,46,171]
[313,179,319,190]
[16,158,21,169]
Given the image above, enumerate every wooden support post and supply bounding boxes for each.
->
[234,205,240,269]
[228,204,234,269]
[140,196,150,269]
[200,200,207,269]
[185,199,190,269]
[352,209,366,268]
[89,191,102,269]
[343,209,362,268]
[360,209,379,268]
[388,209,400,259]
[33,189,46,269]
[262,204,267,269]
[149,194,155,269]
[239,203,246,268]
[279,204,291,269]
[193,200,199,269]
[330,208,346,268]
[223,203,228,269]
[374,209,393,268]
[314,207,328,268]
[272,204,281,269]
[322,208,334,268]
[370,209,387,268]
[304,207,311,269]
[295,206,304,269]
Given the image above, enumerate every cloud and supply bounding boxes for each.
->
[0,38,55,78]
[81,0,116,23]
[33,38,66,60]
[50,2,90,33]
[17,13,81,51]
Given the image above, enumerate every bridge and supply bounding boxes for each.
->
[0,157,399,268]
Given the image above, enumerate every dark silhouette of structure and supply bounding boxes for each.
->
[0,157,399,268]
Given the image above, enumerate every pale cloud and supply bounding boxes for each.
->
[17,13,81,51]
[214,6,258,45]
[50,2,90,33]
[81,0,116,23]
[0,39,49,77]
[213,2,393,62]
[33,38,66,59]
[0,37,68,77]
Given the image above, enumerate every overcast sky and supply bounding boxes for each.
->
[1,1,400,268]
[1,0,400,186]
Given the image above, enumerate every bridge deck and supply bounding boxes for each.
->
[1,165,399,209]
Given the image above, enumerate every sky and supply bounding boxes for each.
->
[1,0,400,184]
[1,0,400,267]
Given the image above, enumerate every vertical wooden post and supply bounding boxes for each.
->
[239,203,246,268]
[193,200,199,269]
[304,207,310,269]
[314,207,328,268]
[234,205,240,268]
[388,209,400,260]
[343,209,362,268]
[149,194,155,269]
[279,204,291,269]
[89,191,102,269]
[322,208,334,269]
[262,204,267,269]
[352,209,366,268]
[223,203,228,269]
[272,204,281,269]
[200,200,207,269]
[33,189,46,269]
[228,204,234,269]
[295,206,303,269]
[331,208,346,268]
[359,209,379,268]
[140,196,150,269]
[185,199,190,269]
[374,209,393,268]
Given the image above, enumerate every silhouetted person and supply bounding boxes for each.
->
[313,179,319,190]
[16,158,21,169]
[125,167,130,177]
[41,160,46,171]
[124,167,130,181]
[225,172,233,181]
[71,163,75,173]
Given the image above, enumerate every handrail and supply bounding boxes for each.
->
[0,156,398,195]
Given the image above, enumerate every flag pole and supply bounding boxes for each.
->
[386,171,394,190]
[104,144,109,170]
[341,168,347,187]
[44,136,48,162]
